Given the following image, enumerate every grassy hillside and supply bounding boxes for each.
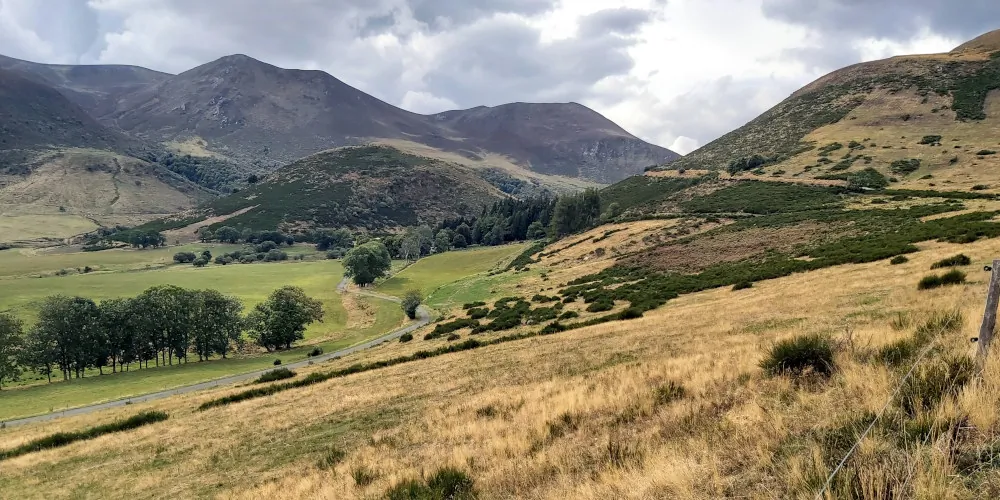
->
[204,145,506,232]
[661,31,1000,194]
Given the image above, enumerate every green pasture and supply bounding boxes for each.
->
[376,244,528,302]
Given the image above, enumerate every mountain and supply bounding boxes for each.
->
[428,102,679,183]
[0,68,212,229]
[95,54,673,184]
[202,144,506,232]
[0,54,170,116]
[0,68,133,153]
[658,28,1000,193]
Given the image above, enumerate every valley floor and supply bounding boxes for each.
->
[2,234,998,498]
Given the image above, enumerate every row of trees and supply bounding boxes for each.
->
[0,286,323,388]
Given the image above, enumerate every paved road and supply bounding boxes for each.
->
[1,285,430,429]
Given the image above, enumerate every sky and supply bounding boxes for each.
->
[1,0,998,155]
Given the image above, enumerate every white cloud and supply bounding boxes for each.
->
[0,0,989,154]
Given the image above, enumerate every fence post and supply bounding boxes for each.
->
[977,259,1000,358]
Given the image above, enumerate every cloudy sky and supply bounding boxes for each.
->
[2,0,998,154]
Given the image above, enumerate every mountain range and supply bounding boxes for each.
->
[0,53,677,185]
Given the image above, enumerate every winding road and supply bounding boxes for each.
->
[1,281,431,429]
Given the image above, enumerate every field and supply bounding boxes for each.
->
[0,243,530,421]
[2,230,998,498]
[376,244,529,307]
[0,213,98,243]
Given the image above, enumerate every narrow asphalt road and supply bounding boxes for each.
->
[1,283,430,429]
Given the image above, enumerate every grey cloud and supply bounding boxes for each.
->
[578,7,653,37]
[409,0,554,30]
[423,16,638,108]
[762,0,1000,43]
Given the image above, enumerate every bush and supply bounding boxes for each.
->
[401,290,422,320]
[273,359,282,366]
[466,307,489,319]
[255,367,295,384]
[264,249,288,262]
[931,254,971,269]
[462,301,486,310]
[586,299,614,313]
[874,338,917,367]
[918,269,965,290]
[732,281,753,291]
[558,311,580,320]
[760,334,836,377]
[918,135,942,145]
[617,307,643,320]
[447,333,461,341]
[399,333,413,343]
[307,347,323,357]
[0,411,169,461]
[890,255,909,265]
[192,257,209,267]
[917,274,943,290]
[976,150,996,156]
[385,467,476,500]
[317,447,346,469]
[972,184,990,191]
[173,252,197,263]
[899,356,975,417]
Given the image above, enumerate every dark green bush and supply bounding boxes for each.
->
[890,159,922,175]
[617,307,643,320]
[890,255,909,265]
[732,281,754,291]
[308,347,323,357]
[918,135,942,145]
[446,333,461,341]
[976,150,996,156]
[273,359,282,366]
[461,301,486,310]
[466,307,489,319]
[255,367,295,384]
[760,334,836,377]
[972,184,990,191]
[399,333,413,343]
[940,269,967,285]
[917,275,943,290]
[558,311,579,320]
[586,299,614,313]
[931,254,971,269]
[0,411,169,461]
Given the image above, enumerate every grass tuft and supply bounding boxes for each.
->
[760,334,836,377]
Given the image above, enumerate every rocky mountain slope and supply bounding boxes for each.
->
[203,144,506,232]
[0,54,170,117]
[657,29,1000,193]
[3,53,676,185]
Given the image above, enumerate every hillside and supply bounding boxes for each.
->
[204,144,506,232]
[0,68,133,155]
[0,54,170,116]
[659,29,1000,193]
[97,54,672,184]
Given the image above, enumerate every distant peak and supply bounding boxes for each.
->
[952,28,1000,54]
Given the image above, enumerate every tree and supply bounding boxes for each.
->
[215,226,241,244]
[400,233,421,260]
[455,223,473,243]
[98,298,136,373]
[173,252,197,263]
[401,291,422,320]
[133,286,197,366]
[196,227,214,242]
[344,241,392,286]
[193,257,209,267]
[21,325,56,383]
[526,221,547,240]
[434,229,453,253]
[246,286,323,350]
[190,290,244,360]
[314,228,354,251]
[451,233,468,249]
[33,296,101,379]
[551,189,601,237]
[0,313,23,389]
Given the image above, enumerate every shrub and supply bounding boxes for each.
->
[466,307,489,319]
[399,333,413,343]
[976,150,997,156]
[890,255,909,265]
[972,184,990,191]
[586,299,614,313]
[386,467,476,500]
[462,301,486,310]
[940,269,967,285]
[255,367,295,384]
[558,311,580,320]
[890,159,922,175]
[401,290,422,320]
[917,275,943,290]
[732,281,754,291]
[264,249,288,262]
[446,333,461,341]
[318,447,346,469]
[0,411,169,461]
[931,254,971,269]
[173,252,197,263]
[760,334,836,377]
[899,356,975,417]
[918,270,965,290]
[918,135,942,145]
[617,307,643,320]
[273,359,282,366]
[874,338,917,367]
[351,465,379,487]
[192,257,209,267]
[654,381,686,406]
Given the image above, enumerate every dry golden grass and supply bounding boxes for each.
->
[6,237,1000,498]
[746,88,1000,194]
